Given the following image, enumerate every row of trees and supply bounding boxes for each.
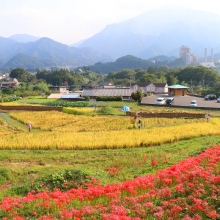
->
[1,65,220,97]
[106,66,219,88]
[7,66,219,88]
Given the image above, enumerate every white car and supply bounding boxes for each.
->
[217,97,220,103]
[190,100,197,107]
[155,97,165,105]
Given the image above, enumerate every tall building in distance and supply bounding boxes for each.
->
[200,48,215,67]
[178,45,215,66]
[179,45,191,58]
[179,45,193,65]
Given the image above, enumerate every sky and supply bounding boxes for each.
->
[1,0,220,45]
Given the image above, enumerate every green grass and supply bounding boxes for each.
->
[0,135,219,199]
[17,97,57,104]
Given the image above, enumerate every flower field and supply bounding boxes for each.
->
[0,145,219,219]
[0,108,220,219]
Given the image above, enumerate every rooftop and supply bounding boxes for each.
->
[168,84,189,89]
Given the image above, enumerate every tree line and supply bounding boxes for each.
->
[1,65,220,97]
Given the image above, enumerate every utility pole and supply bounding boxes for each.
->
[129,75,135,87]
[190,79,193,94]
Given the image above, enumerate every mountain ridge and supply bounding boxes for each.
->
[0,37,112,69]
[79,5,220,59]
[8,34,40,43]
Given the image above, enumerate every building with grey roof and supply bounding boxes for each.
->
[82,88,132,100]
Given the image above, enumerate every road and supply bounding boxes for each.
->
[141,94,220,108]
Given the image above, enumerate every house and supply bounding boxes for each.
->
[47,93,84,101]
[81,83,99,89]
[0,80,18,89]
[128,82,168,94]
[168,84,189,96]
[82,88,132,100]
[48,86,69,93]
[98,82,116,88]
[60,94,84,101]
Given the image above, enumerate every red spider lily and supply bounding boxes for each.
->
[0,146,219,219]
[151,159,157,167]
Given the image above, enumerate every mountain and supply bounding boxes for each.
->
[8,34,40,43]
[0,58,5,67]
[0,37,112,69]
[79,5,220,59]
[148,55,176,62]
[85,55,154,74]
[70,39,87,47]
[211,53,220,60]
[0,37,21,62]
[3,54,57,69]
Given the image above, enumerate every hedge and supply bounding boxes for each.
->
[96,96,122,101]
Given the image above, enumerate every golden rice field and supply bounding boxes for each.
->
[9,111,204,131]
[0,116,17,135]
[64,107,95,112]
[0,111,219,149]
[0,102,33,106]
[0,121,219,149]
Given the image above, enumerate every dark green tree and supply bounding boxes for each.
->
[10,68,36,83]
[136,89,143,103]
[147,66,157,74]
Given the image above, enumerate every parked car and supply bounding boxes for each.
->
[217,97,220,103]
[166,97,174,105]
[155,97,165,105]
[190,100,197,107]
[205,94,217,100]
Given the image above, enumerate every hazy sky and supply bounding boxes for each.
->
[1,0,220,45]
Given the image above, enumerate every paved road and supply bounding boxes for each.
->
[141,94,220,108]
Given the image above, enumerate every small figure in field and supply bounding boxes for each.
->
[134,112,139,120]
[27,122,32,132]
[206,112,211,122]
[138,120,142,129]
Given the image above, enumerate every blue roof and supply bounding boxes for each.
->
[168,84,189,89]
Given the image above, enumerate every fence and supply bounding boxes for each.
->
[0,105,63,112]
[126,111,205,118]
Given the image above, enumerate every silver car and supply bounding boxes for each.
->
[190,100,197,107]
[155,97,165,105]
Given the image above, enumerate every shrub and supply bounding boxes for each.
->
[33,169,89,191]
[96,96,122,101]
[97,106,122,115]
[42,100,89,107]
[84,96,90,101]
[0,168,9,185]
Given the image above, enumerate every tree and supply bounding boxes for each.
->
[131,92,137,101]
[166,72,178,85]
[139,73,158,83]
[147,66,157,74]
[136,89,143,103]
[131,89,143,103]
[10,68,36,83]
[158,65,170,72]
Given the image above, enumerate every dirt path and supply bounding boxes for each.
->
[0,112,41,133]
